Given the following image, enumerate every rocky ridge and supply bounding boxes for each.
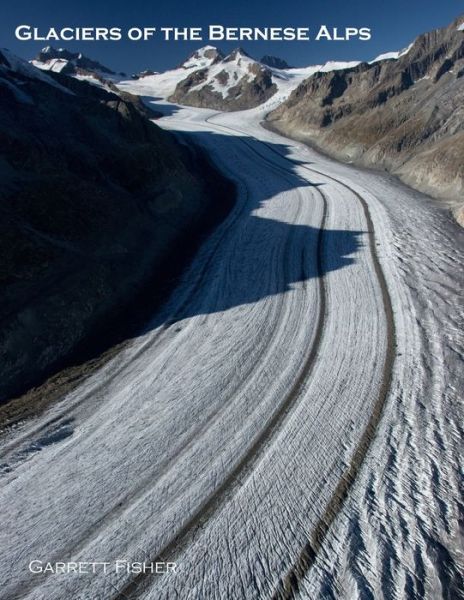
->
[260,55,292,69]
[266,15,464,221]
[0,48,233,402]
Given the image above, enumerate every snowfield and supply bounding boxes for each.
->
[0,84,463,600]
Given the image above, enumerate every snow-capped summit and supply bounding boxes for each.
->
[168,47,278,110]
[31,46,119,81]
[180,45,223,69]
[223,47,251,61]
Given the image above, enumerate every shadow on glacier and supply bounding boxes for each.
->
[140,128,366,327]
[7,127,365,398]
[140,97,182,117]
[160,216,363,324]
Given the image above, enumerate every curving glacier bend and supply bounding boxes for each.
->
[0,98,462,600]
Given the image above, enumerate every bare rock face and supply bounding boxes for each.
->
[215,70,230,85]
[173,67,209,93]
[267,15,464,217]
[169,48,277,111]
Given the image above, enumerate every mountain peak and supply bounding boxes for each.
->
[224,47,252,62]
[181,46,223,69]
[32,47,115,76]
[198,44,220,52]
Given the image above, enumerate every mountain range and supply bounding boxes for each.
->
[32,44,359,111]
[17,11,464,224]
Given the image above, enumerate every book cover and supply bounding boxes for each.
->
[1,2,463,598]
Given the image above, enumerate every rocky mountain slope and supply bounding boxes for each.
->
[267,15,464,221]
[0,49,233,402]
[260,55,292,69]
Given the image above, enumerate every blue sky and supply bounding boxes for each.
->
[1,0,462,73]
